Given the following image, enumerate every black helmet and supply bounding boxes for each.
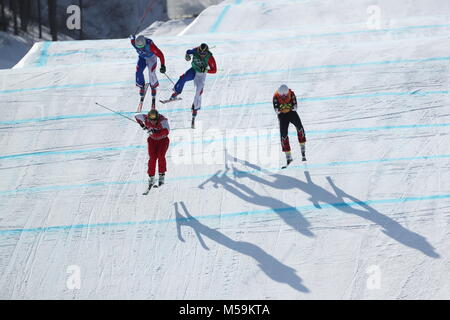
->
[199,43,208,54]
[148,109,159,120]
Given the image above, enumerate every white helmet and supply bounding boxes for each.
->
[135,35,146,48]
[277,84,289,96]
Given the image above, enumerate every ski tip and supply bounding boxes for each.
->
[159,97,182,104]
[143,185,153,195]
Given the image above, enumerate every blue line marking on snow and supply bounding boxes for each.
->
[210,5,231,33]
[20,22,450,66]
[304,122,450,134]
[0,80,131,95]
[0,193,449,235]
[36,41,51,67]
[217,56,450,79]
[1,122,450,161]
[302,90,450,102]
[0,112,125,125]
[1,153,450,196]
[2,55,449,95]
[0,145,145,160]
[2,88,449,126]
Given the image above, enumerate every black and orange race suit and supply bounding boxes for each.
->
[273,90,306,152]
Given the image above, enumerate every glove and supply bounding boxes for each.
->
[147,128,156,134]
[160,65,166,73]
[200,66,207,73]
[129,34,135,40]
[185,54,191,61]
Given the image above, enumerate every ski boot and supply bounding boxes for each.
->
[285,151,293,167]
[191,104,197,129]
[158,173,165,187]
[169,91,178,101]
[301,143,306,161]
[281,152,293,169]
[143,175,155,195]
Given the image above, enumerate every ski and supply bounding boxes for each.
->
[281,156,306,168]
[143,182,163,194]
[137,83,150,112]
[281,158,293,169]
[159,97,182,104]
[142,186,153,195]
[142,182,157,195]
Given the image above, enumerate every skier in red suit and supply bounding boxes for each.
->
[135,109,170,189]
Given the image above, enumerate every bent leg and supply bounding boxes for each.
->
[146,56,159,97]
[289,111,306,158]
[193,72,206,111]
[289,111,306,144]
[147,138,158,176]
[156,137,170,174]
[136,57,147,88]
[278,115,291,152]
[174,68,196,95]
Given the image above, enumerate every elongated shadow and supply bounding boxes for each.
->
[175,201,309,293]
[232,158,439,258]
[199,167,314,237]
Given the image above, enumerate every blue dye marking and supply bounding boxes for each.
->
[2,55,449,95]
[210,5,232,33]
[1,153,450,196]
[36,42,51,67]
[1,122,449,161]
[0,192,449,235]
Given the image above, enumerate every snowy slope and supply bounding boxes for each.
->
[0,0,450,299]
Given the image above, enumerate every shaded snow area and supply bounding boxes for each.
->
[0,32,33,69]
[0,26,73,70]
[0,0,450,299]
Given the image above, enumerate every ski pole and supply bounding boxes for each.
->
[94,102,137,123]
[163,72,176,87]
[134,0,158,35]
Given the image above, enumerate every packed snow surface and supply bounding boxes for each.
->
[0,0,449,299]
